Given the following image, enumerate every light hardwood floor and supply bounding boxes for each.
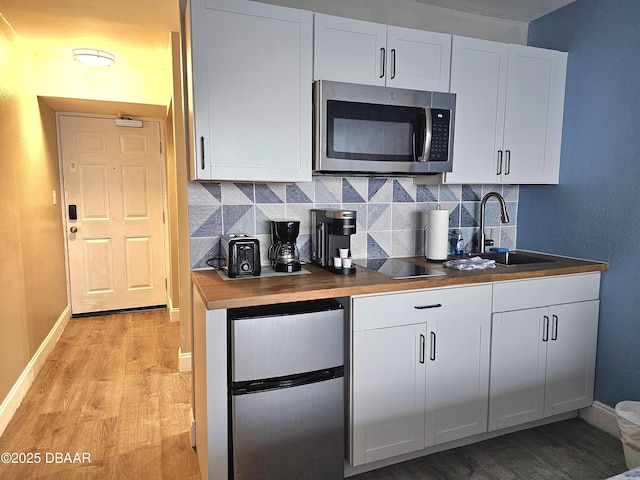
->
[0,309,200,479]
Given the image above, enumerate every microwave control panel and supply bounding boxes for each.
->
[429,109,451,162]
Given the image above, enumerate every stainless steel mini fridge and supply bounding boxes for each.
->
[228,299,345,480]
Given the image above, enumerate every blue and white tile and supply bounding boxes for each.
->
[416,184,438,203]
[188,204,222,237]
[256,204,286,235]
[502,184,519,202]
[223,205,255,235]
[367,232,391,259]
[392,203,418,231]
[448,204,461,229]
[284,204,313,235]
[349,232,367,260]
[188,182,221,205]
[342,177,367,203]
[286,182,314,203]
[343,203,368,231]
[368,178,392,203]
[221,182,254,205]
[256,234,272,266]
[481,184,503,197]
[315,177,341,204]
[459,227,477,254]
[500,226,517,250]
[392,178,415,202]
[367,203,391,232]
[255,183,285,204]
[439,184,461,202]
[461,202,479,228]
[190,236,220,270]
[462,185,482,202]
[506,202,518,225]
[392,230,419,257]
[297,233,312,263]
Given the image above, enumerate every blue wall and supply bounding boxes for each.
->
[519,0,640,407]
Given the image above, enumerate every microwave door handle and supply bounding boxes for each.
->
[421,108,432,162]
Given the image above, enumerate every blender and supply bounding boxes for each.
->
[269,221,301,272]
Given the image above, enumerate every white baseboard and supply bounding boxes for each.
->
[168,297,180,323]
[580,401,620,437]
[178,347,192,372]
[0,305,70,437]
[190,408,196,448]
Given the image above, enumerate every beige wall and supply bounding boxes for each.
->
[0,16,68,402]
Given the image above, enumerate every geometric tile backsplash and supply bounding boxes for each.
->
[188,177,519,269]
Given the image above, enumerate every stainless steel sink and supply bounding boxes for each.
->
[475,251,558,267]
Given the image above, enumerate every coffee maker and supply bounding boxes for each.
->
[311,209,357,274]
[268,221,301,272]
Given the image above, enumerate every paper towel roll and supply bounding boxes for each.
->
[425,209,449,261]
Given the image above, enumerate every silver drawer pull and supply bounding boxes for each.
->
[414,303,442,310]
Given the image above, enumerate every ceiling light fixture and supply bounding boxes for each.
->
[72,48,115,67]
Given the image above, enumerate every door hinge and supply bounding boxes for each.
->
[160,142,163,154]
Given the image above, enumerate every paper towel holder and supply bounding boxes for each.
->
[424,205,450,262]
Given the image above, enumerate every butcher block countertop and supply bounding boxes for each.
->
[192,251,608,311]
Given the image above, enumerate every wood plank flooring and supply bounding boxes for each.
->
[0,309,200,479]
[351,418,628,480]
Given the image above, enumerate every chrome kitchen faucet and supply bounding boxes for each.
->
[479,192,510,253]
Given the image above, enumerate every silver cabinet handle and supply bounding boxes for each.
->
[497,150,503,175]
[414,303,442,310]
[200,136,205,170]
[505,150,511,175]
[551,314,558,341]
[380,48,386,78]
[419,334,425,364]
[430,332,436,361]
[390,49,396,79]
[543,315,550,342]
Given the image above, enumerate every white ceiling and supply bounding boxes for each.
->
[413,0,576,22]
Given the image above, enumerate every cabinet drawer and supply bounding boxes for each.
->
[492,273,600,312]
[353,284,491,331]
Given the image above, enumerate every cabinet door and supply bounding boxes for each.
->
[426,313,491,445]
[489,308,547,431]
[352,324,427,466]
[386,26,451,92]
[544,300,599,416]
[314,13,387,86]
[502,44,567,184]
[445,36,508,184]
[192,0,312,181]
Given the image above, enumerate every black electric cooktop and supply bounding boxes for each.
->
[357,258,446,279]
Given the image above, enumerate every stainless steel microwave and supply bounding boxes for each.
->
[313,80,456,175]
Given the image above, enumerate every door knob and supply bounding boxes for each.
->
[70,226,78,233]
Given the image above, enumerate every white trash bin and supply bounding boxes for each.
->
[615,401,640,469]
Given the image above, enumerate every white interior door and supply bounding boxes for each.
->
[60,115,166,314]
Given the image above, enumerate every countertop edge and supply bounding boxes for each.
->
[192,257,607,311]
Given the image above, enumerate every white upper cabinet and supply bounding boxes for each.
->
[314,13,451,92]
[188,0,312,182]
[445,36,567,184]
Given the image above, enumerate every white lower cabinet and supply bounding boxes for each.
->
[489,274,600,431]
[350,273,601,468]
[350,285,491,466]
